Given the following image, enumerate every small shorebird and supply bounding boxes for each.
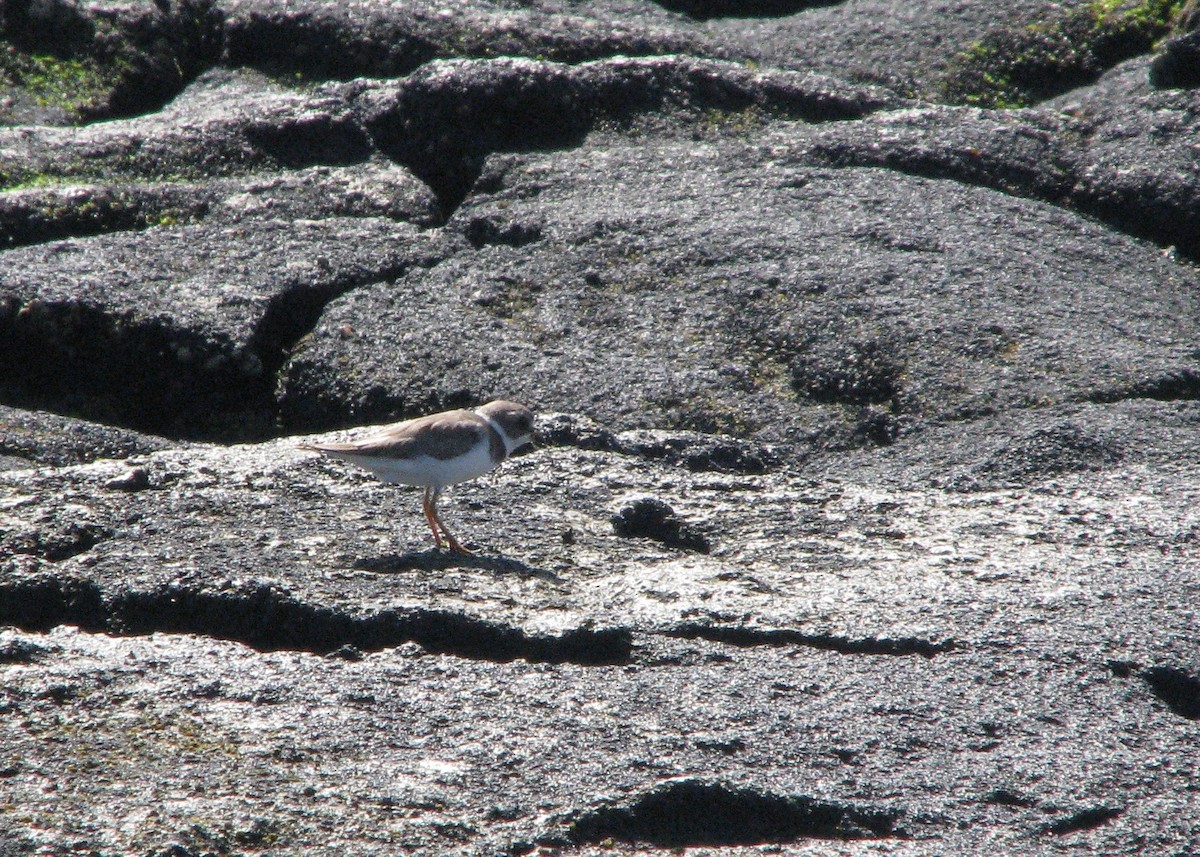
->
[298,400,534,553]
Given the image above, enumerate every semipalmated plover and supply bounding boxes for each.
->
[299,400,535,553]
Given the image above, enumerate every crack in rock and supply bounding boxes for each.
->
[653,0,834,21]
[666,623,956,657]
[535,412,778,474]
[982,788,1037,808]
[1085,368,1200,405]
[360,55,899,213]
[1141,666,1200,720]
[611,429,780,474]
[1,0,223,123]
[243,113,372,169]
[1040,806,1123,836]
[0,223,449,441]
[565,778,902,846]
[249,259,439,394]
[0,186,213,249]
[0,577,631,666]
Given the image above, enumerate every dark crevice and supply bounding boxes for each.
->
[0,189,213,250]
[0,577,109,634]
[463,215,544,249]
[534,413,780,474]
[1,0,225,123]
[1070,189,1200,266]
[0,257,432,442]
[982,788,1037,808]
[612,430,780,474]
[667,623,956,657]
[1106,658,1138,678]
[1141,666,1200,720]
[652,0,841,20]
[805,142,1200,265]
[0,637,53,664]
[248,262,425,402]
[364,73,591,216]
[364,65,591,213]
[566,779,902,846]
[223,16,442,82]
[1084,369,1200,406]
[1040,806,1123,836]
[0,577,632,666]
[365,58,893,217]
[0,299,275,441]
[243,115,373,170]
[351,550,561,583]
[1150,29,1200,89]
[804,141,1076,206]
[99,3,225,122]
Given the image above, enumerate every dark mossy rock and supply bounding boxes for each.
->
[1150,29,1200,87]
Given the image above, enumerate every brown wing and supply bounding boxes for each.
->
[300,410,486,461]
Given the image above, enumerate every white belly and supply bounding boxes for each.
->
[338,443,498,488]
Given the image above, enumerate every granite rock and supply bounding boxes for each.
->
[1,0,1199,853]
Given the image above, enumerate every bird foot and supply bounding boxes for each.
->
[444,537,472,555]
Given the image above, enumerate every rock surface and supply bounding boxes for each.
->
[2,0,1200,855]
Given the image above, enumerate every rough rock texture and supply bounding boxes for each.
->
[2,0,1200,854]
[0,404,172,470]
[277,136,1200,449]
[2,436,1199,855]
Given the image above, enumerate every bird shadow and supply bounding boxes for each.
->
[353,548,561,582]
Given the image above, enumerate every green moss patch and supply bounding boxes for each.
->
[940,0,1186,108]
[0,46,125,118]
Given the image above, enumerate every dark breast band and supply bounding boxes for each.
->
[484,420,506,464]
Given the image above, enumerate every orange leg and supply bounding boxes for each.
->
[422,487,444,548]
[428,487,470,554]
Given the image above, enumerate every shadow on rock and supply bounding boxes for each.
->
[353,550,562,582]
